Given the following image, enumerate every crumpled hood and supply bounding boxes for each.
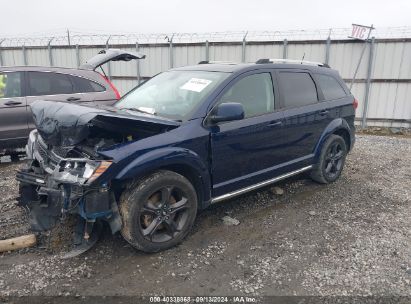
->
[31,100,180,146]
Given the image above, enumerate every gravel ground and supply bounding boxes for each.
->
[0,134,410,297]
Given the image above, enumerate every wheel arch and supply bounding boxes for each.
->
[113,147,211,208]
[314,118,353,163]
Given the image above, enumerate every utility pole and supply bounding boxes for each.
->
[349,24,374,90]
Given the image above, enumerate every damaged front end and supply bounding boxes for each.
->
[17,100,179,257]
[17,130,122,257]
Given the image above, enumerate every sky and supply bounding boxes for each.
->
[1,0,410,36]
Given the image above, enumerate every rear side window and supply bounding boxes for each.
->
[219,73,274,118]
[315,74,347,100]
[278,72,318,108]
[28,72,73,96]
[0,72,22,98]
[71,76,105,93]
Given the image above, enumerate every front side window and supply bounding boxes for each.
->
[219,73,274,118]
[28,72,73,96]
[116,71,229,120]
[278,72,318,108]
[0,72,22,98]
[315,74,347,100]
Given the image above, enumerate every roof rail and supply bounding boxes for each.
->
[198,60,237,65]
[255,58,329,68]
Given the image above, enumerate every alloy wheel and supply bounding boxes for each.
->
[139,186,190,243]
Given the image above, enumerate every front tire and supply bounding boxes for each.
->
[310,134,347,184]
[119,170,197,253]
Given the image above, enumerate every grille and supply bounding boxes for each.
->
[35,135,60,171]
[35,137,48,162]
[52,146,73,158]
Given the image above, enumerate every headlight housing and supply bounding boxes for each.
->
[54,160,112,185]
[85,161,112,184]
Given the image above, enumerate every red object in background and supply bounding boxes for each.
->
[353,98,359,110]
[100,74,121,100]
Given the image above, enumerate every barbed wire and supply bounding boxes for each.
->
[1,26,410,47]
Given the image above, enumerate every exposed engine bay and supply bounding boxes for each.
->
[17,100,179,257]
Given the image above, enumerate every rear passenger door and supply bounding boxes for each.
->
[0,71,29,142]
[276,69,329,165]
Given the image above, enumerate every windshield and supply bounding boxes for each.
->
[115,70,229,120]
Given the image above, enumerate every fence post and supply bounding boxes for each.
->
[22,45,27,65]
[136,42,141,84]
[75,44,80,68]
[283,39,288,59]
[105,36,111,80]
[48,38,54,67]
[205,40,209,62]
[241,32,248,63]
[0,39,4,66]
[325,36,331,64]
[361,36,375,129]
[67,29,71,46]
[168,34,174,68]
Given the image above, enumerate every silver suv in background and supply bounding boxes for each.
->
[0,49,145,152]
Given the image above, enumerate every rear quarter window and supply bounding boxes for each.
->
[71,76,106,93]
[315,73,347,100]
[278,72,318,108]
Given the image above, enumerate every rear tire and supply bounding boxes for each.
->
[119,170,197,253]
[311,134,347,184]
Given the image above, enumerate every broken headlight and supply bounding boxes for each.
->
[85,161,112,184]
[56,160,112,185]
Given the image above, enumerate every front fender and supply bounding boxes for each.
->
[313,118,353,163]
[114,147,211,203]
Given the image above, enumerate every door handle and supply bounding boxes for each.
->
[4,100,22,106]
[319,110,329,116]
[66,97,81,102]
[267,121,283,127]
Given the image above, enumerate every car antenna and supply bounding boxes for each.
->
[301,53,305,64]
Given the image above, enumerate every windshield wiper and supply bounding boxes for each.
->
[121,107,156,115]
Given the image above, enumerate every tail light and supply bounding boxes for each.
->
[100,74,121,100]
[353,98,359,110]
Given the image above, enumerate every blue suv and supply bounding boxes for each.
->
[17,59,356,253]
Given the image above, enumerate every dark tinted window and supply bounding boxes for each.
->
[220,73,274,118]
[316,74,346,100]
[0,72,22,98]
[72,76,105,93]
[28,72,73,96]
[279,72,317,108]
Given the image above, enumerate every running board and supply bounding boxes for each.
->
[211,165,313,204]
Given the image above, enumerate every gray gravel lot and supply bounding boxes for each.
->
[0,134,410,297]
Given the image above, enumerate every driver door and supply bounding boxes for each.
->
[209,70,286,197]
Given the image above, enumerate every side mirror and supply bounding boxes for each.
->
[209,102,245,124]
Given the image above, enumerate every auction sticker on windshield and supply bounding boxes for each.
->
[180,78,212,92]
